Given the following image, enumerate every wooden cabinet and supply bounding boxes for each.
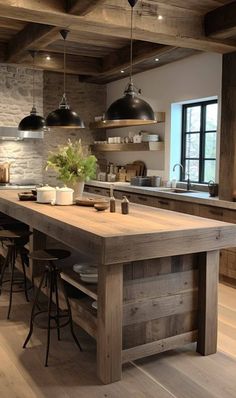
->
[84,184,236,287]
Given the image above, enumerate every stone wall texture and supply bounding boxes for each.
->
[0,64,44,184]
[0,65,106,185]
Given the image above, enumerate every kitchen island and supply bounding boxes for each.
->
[0,190,236,384]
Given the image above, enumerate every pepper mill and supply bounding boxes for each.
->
[121,196,129,214]
[109,184,116,213]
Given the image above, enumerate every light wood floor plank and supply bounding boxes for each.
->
[0,282,236,397]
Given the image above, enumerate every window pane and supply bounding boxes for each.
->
[186,106,201,132]
[185,159,199,182]
[205,132,216,158]
[204,160,216,182]
[205,103,217,131]
[185,133,200,158]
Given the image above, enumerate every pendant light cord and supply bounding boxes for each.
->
[129,6,134,84]
[33,52,35,109]
[63,35,66,96]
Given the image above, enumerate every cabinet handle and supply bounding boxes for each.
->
[137,196,147,201]
[209,209,223,217]
[159,200,170,206]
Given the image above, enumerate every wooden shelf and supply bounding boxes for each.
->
[61,268,97,301]
[91,142,164,152]
[89,112,165,130]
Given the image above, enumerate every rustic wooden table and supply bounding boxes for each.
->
[0,190,236,384]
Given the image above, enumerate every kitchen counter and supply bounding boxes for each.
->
[86,180,236,210]
[0,190,236,384]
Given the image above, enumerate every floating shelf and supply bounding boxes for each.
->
[61,269,97,301]
[91,142,164,152]
[89,112,165,130]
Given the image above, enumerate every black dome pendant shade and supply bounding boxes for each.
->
[18,51,46,133]
[46,30,85,129]
[104,0,156,128]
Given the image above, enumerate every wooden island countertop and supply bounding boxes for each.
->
[0,190,236,384]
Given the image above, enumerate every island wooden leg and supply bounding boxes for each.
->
[97,263,123,384]
[197,250,219,355]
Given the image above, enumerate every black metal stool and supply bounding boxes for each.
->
[0,229,31,319]
[23,249,82,367]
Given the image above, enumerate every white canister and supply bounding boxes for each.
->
[55,186,74,205]
[37,185,56,204]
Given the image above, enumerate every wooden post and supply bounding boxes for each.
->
[97,263,123,384]
[219,51,236,201]
[197,250,219,355]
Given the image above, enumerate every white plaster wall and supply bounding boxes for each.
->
[106,52,222,179]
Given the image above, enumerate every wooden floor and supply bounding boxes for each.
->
[0,283,236,398]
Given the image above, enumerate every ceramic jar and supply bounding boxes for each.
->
[55,186,74,205]
[36,185,56,203]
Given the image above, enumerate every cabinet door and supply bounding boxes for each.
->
[132,195,155,207]
[173,200,200,216]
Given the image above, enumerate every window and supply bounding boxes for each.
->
[181,100,218,184]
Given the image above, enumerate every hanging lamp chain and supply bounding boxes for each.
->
[125,0,140,96]
[29,50,37,115]
[60,29,70,109]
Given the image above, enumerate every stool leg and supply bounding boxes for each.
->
[20,252,29,302]
[7,247,15,319]
[23,269,46,349]
[54,270,61,341]
[58,272,82,351]
[0,246,10,296]
[45,267,53,367]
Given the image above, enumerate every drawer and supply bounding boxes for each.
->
[157,198,175,210]
[173,200,200,216]
[199,205,224,221]
[84,186,109,197]
[132,195,155,206]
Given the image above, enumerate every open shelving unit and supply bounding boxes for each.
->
[91,141,164,152]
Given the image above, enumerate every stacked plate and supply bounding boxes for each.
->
[73,263,98,284]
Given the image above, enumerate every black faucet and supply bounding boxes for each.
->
[186,172,191,191]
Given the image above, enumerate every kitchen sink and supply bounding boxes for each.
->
[158,188,195,194]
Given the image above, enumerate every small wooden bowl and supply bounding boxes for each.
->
[94,201,109,211]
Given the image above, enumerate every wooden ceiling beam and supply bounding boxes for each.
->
[20,51,102,76]
[0,0,235,54]
[67,0,106,15]
[6,23,60,62]
[101,42,174,76]
[205,1,236,39]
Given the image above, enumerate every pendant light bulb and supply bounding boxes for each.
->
[18,50,47,135]
[104,0,156,128]
[46,29,85,129]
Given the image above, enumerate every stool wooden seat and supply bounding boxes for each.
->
[23,248,82,366]
[29,249,71,262]
[0,229,31,319]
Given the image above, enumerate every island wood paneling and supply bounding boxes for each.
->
[122,254,199,359]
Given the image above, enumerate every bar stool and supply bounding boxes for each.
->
[23,249,82,367]
[0,229,31,319]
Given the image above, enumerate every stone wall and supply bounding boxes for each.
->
[43,72,106,185]
[0,65,107,185]
[0,64,44,184]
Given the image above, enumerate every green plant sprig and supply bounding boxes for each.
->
[46,139,97,184]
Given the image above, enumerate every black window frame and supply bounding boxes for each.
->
[180,99,217,184]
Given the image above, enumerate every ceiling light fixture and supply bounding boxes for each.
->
[155,58,159,62]
[46,55,51,61]
[104,0,156,128]
[158,15,163,20]
[120,70,125,74]
[18,50,46,135]
[46,29,85,129]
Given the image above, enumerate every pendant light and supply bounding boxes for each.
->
[104,0,156,128]
[46,29,85,129]
[18,50,46,134]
